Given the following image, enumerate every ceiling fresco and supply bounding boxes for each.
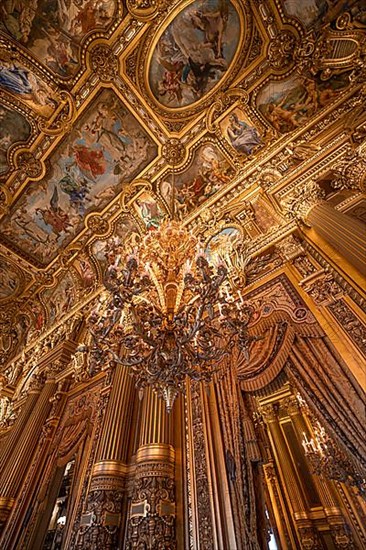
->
[1,88,157,264]
[148,0,242,108]
[0,0,121,78]
[0,0,365,367]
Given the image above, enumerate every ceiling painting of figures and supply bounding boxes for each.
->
[281,0,331,28]
[257,72,351,133]
[160,144,234,219]
[41,271,77,326]
[0,258,22,300]
[134,193,165,230]
[0,104,31,175]
[148,0,241,108]
[220,108,263,156]
[91,216,141,272]
[0,0,119,77]
[205,226,242,262]
[0,51,58,117]
[0,89,158,265]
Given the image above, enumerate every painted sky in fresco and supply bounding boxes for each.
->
[149,0,240,108]
[1,89,157,265]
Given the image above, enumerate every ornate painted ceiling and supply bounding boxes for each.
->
[0,0,365,368]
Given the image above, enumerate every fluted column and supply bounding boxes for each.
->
[126,388,175,550]
[283,180,366,275]
[261,404,322,548]
[306,203,366,275]
[76,365,135,549]
[0,384,42,472]
[287,398,357,548]
[0,375,56,529]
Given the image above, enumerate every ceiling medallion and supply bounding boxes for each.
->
[87,185,255,411]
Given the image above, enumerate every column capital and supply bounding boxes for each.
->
[282,180,325,225]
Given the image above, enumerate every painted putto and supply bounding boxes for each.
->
[1,89,157,264]
[149,0,241,108]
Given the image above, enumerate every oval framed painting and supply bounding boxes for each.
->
[147,0,245,111]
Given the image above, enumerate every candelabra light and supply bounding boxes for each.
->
[87,217,256,412]
[302,421,366,498]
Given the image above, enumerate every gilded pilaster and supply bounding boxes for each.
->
[306,203,366,276]
[283,180,366,276]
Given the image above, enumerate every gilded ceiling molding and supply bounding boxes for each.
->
[89,43,120,82]
[38,91,76,136]
[267,30,297,71]
[126,0,168,22]
[13,150,45,181]
[119,179,152,212]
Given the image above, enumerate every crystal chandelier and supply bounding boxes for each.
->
[302,421,366,498]
[87,184,254,411]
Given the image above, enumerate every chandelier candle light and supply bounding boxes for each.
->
[87,179,254,411]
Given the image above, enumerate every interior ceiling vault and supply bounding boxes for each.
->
[0,0,365,367]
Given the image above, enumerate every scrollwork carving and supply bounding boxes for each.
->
[126,0,168,21]
[126,461,176,550]
[76,489,124,549]
[161,138,186,165]
[89,44,119,82]
[298,526,323,550]
[38,91,76,136]
[191,382,214,549]
[85,214,110,236]
[268,31,297,70]
[327,300,366,357]
[300,272,343,306]
[15,151,44,179]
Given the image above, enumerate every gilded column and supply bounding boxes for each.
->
[261,403,322,549]
[76,365,135,549]
[0,376,43,472]
[126,387,175,549]
[283,180,366,275]
[287,397,357,549]
[0,373,57,530]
